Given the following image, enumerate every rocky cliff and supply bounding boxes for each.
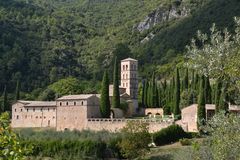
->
[136,4,190,33]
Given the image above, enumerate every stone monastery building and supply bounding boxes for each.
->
[12,57,240,133]
[12,58,174,132]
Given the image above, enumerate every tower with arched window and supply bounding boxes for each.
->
[121,58,138,99]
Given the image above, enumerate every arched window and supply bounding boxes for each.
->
[66,102,68,106]
[74,102,76,106]
[60,102,62,106]
[82,101,84,105]
[123,74,125,79]
[126,74,128,79]
[16,115,19,119]
[123,65,125,70]
[126,65,128,70]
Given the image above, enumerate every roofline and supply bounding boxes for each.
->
[121,58,137,62]
[56,94,97,101]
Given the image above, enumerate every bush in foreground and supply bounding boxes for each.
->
[153,124,187,146]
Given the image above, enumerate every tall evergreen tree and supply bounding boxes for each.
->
[15,80,20,101]
[147,82,152,107]
[2,85,9,112]
[197,75,206,127]
[191,70,195,90]
[183,68,189,90]
[173,68,181,116]
[100,71,111,118]
[112,57,120,108]
[141,80,146,107]
[151,72,157,107]
[215,79,222,112]
[218,86,228,112]
[144,80,148,107]
[204,76,212,104]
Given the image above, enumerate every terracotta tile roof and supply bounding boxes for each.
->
[57,94,96,100]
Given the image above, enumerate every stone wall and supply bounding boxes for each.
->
[12,102,56,128]
[85,118,174,133]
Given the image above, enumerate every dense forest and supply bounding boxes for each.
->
[0,0,240,102]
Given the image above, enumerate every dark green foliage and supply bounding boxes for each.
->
[183,68,189,90]
[204,76,212,104]
[173,68,181,116]
[15,80,20,101]
[17,129,124,159]
[151,72,158,107]
[38,89,56,101]
[144,80,149,108]
[153,125,187,146]
[2,85,9,112]
[112,57,120,108]
[198,75,206,126]
[218,87,228,112]
[100,71,111,118]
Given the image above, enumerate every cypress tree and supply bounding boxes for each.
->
[147,82,152,107]
[141,80,146,107]
[144,80,148,107]
[183,68,189,90]
[197,75,206,127]
[218,86,228,112]
[112,57,120,108]
[191,70,195,90]
[2,85,9,112]
[173,68,181,116]
[15,80,20,101]
[100,71,111,118]
[215,79,222,112]
[204,76,212,104]
[151,72,157,107]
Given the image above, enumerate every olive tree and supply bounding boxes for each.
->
[0,112,32,159]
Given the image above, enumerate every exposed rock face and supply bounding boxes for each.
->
[136,5,190,32]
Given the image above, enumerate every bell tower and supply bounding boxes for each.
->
[121,58,138,99]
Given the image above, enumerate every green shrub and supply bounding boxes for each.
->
[153,125,187,146]
[179,138,192,146]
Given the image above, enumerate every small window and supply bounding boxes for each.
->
[66,102,68,106]
[27,109,29,112]
[36,116,38,119]
[48,108,50,112]
[40,116,42,119]
[41,108,43,111]
[60,102,62,106]
[33,109,35,112]
[21,109,22,112]
[16,115,19,119]
[15,109,17,112]
[44,116,46,119]
[53,116,55,119]
[53,108,55,111]
[25,115,27,119]
[123,74,125,79]
[126,83,128,87]
[74,102,76,106]
[123,65,125,71]
[126,74,128,79]
[81,101,84,105]
[123,83,125,87]
[126,65,128,70]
